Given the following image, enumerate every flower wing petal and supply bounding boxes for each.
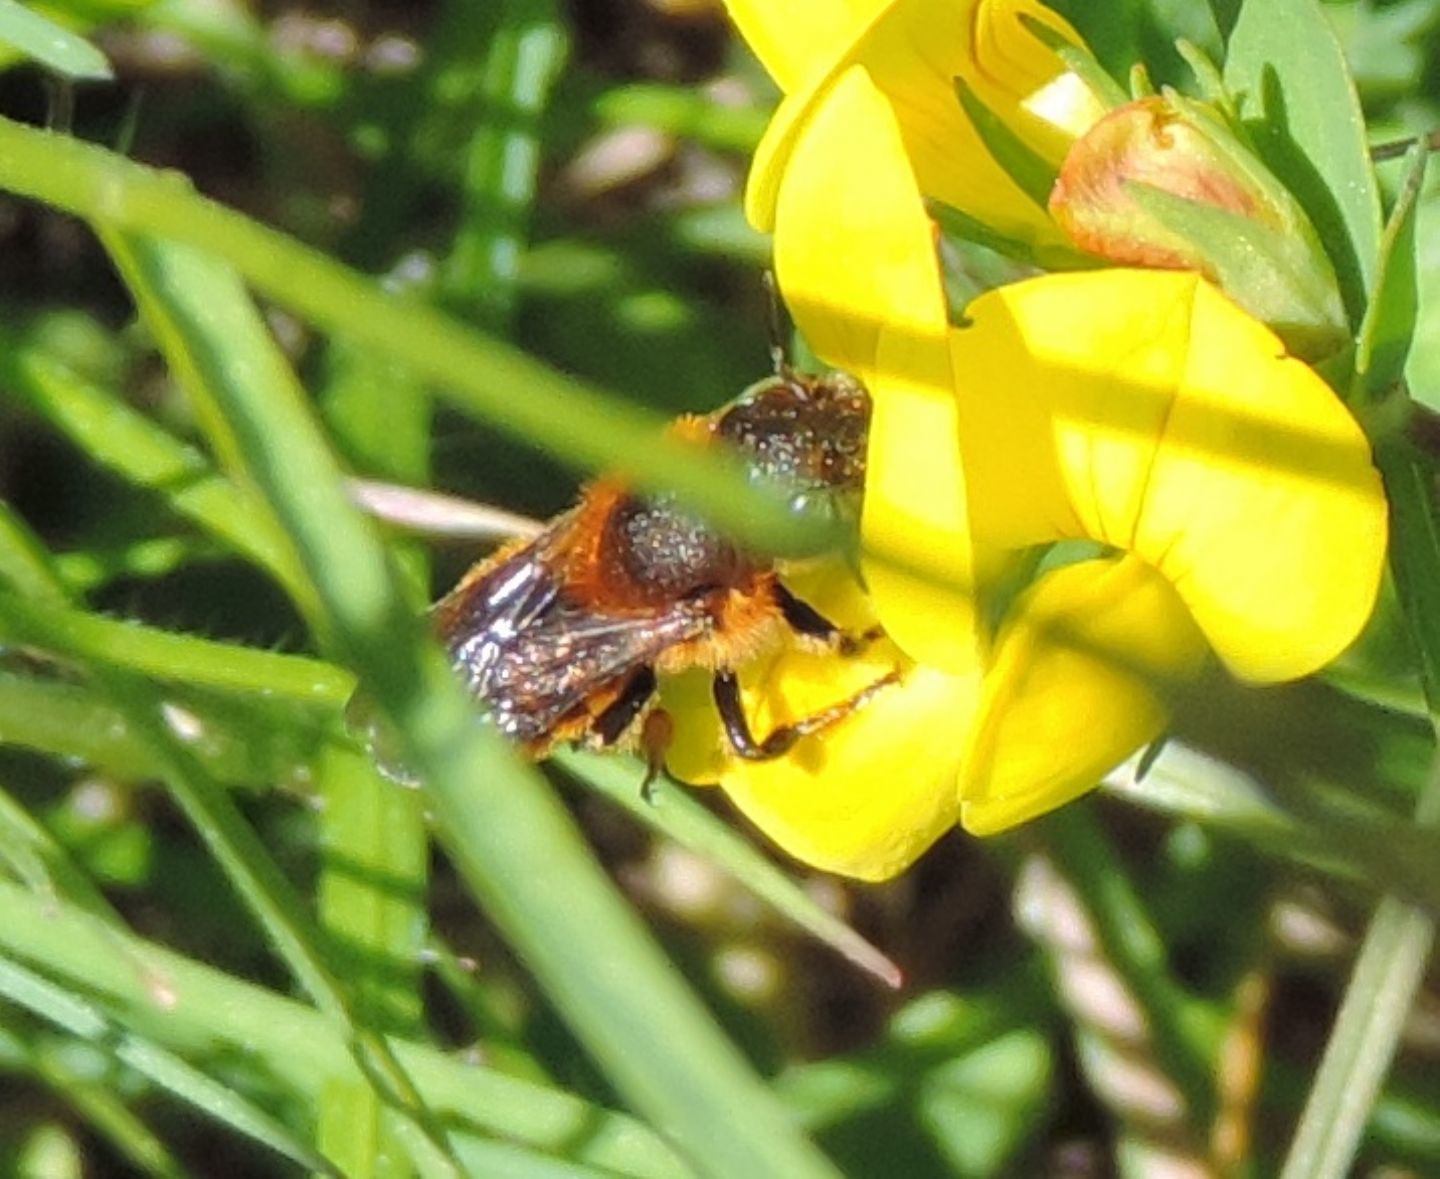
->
[765,64,981,668]
[961,555,1208,835]
[662,565,975,880]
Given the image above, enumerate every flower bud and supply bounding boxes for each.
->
[1048,95,1348,359]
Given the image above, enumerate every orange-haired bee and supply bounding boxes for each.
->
[430,370,892,773]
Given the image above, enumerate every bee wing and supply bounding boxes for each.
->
[433,516,713,744]
[449,599,709,743]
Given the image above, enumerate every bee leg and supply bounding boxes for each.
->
[712,668,900,761]
[773,582,882,656]
[639,710,674,804]
[593,666,658,746]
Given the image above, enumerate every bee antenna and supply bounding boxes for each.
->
[762,270,797,381]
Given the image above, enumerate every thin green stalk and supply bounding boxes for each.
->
[99,222,840,1176]
[1280,435,1440,1178]
[0,590,350,703]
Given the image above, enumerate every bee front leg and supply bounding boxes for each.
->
[712,668,898,761]
[773,582,881,656]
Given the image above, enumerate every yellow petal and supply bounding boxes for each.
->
[662,564,977,881]
[861,323,983,673]
[961,555,1208,835]
[719,660,975,879]
[723,0,886,94]
[762,66,980,667]
[1135,279,1387,681]
[970,0,1106,154]
[951,271,1385,683]
[743,0,1077,249]
[770,64,946,374]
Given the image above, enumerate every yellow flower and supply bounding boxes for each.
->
[666,270,1386,878]
[670,1,1388,880]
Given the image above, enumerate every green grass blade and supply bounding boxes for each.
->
[0,115,819,556]
[558,751,902,988]
[316,743,430,1179]
[0,590,350,702]
[0,876,689,1177]
[0,954,336,1174]
[92,223,841,1176]
[0,0,111,80]
[14,1026,189,1179]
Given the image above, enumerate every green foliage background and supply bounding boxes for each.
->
[0,2,1436,1177]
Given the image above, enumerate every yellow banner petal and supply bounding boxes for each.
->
[961,555,1208,835]
[1135,279,1387,682]
[723,0,886,94]
[741,0,1076,248]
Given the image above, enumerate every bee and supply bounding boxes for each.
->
[429,369,894,778]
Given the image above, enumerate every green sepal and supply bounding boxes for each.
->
[1128,182,1348,360]
[1353,145,1426,406]
[952,75,1057,213]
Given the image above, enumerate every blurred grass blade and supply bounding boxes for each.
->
[0,335,305,596]
[93,226,840,1177]
[0,954,337,1174]
[1279,430,1440,1178]
[0,115,819,557]
[0,876,689,1176]
[558,751,902,989]
[0,0,112,80]
[592,84,769,154]
[1035,807,1220,1126]
[441,0,567,330]
[102,229,476,1178]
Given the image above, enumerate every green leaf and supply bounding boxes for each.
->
[1017,12,1129,110]
[929,199,1097,275]
[1354,145,1427,402]
[0,0,111,80]
[1224,0,1381,326]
